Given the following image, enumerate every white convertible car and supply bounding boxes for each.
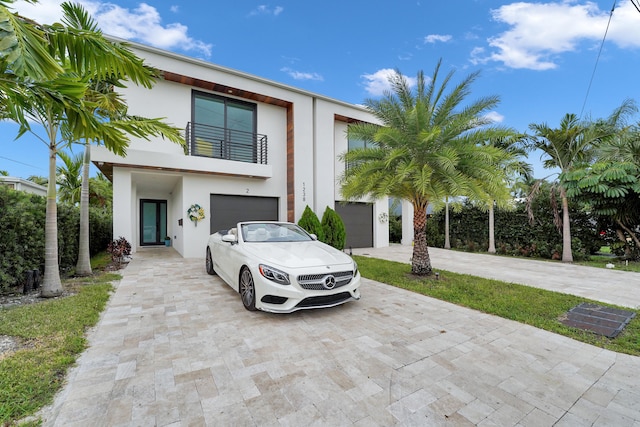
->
[205,221,361,313]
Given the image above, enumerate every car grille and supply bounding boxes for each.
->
[297,271,353,290]
[296,292,353,308]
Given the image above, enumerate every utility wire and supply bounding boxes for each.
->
[579,0,617,119]
[631,0,640,14]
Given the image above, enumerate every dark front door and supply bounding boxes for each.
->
[140,199,167,246]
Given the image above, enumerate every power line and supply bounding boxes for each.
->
[631,0,640,14]
[0,155,45,171]
[579,0,617,119]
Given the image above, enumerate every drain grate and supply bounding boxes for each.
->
[560,303,636,338]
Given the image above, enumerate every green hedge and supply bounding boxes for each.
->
[0,186,113,292]
[425,193,601,260]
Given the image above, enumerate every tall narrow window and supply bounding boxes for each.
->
[192,91,257,162]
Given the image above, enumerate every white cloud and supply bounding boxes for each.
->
[484,111,504,123]
[476,1,640,70]
[12,0,212,57]
[361,69,417,97]
[249,5,284,16]
[170,5,179,13]
[424,34,452,44]
[281,67,323,81]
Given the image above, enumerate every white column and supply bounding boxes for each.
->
[401,200,414,246]
[112,169,134,252]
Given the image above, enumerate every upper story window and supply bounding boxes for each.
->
[187,91,267,164]
[348,137,369,151]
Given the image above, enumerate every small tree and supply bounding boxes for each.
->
[298,206,324,241]
[321,207,346,250]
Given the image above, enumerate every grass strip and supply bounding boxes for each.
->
[355,255,640,356]
[0,275,116,424]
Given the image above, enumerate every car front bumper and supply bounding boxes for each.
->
[251,267,361,314]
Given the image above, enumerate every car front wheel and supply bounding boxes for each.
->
[240,267,256,311]
[205,247,216,275]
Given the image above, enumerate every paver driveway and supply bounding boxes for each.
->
[42,247,640,426]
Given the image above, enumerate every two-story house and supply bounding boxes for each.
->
[93,39,399,258]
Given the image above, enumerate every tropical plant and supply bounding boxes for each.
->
[56,150,83,205]
[527,101,636,262]
[564,124,640,258]
[88,172,112,209]
[298,205,324,241]
[341,61,514,275]
[484,135,531,253]
[27,175,47,186]
[63,6,183,276]
[321,206,346,250]
[0,1,181,294]
[107,236,131,268]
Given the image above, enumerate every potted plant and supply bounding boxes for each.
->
[164,236,171,247]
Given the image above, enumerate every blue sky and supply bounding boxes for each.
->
[2,0,640,180]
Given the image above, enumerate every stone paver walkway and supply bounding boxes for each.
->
[40,247,640,426]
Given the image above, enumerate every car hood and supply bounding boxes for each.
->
[242,241,354,269]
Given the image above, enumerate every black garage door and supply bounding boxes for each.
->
[209,194,278,233]
[335,202,373,248]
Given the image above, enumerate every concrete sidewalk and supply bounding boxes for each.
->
[353,245,640,309]
[40,247,640,426]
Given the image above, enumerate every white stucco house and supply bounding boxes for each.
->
[93,39,414,258]
[0,176,47,196]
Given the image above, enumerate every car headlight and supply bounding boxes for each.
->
[258,264,290,285]
[353,260,359,276]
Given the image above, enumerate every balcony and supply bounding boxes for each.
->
[185,122,268,165]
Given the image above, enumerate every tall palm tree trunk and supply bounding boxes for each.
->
[75,142,92,276]
[560,189,573,263]
[444,197,451,249]
[411,201,432,275]
[488,202,496,254]
[42,142,63,297]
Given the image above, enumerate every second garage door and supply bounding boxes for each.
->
[209,194,278,232]
[335,202,373,249]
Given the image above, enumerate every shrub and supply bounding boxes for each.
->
[389,215,402,243]
[298,206,324,241]
[107,237,131,268]
[425,192,600,260]
[321,207,346,250]
[0,186,113,292]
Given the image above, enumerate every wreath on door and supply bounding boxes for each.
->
[187,204,205,226]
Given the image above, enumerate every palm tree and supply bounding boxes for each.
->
[564,123,640,254]
[62,6,183,276]
[527,101,635,262]
[56,150,83,205]
[27,175,48,186]
[485,135,531,254]
[342,61,514,275]
[88,172,112,209]
[1,2,181,295]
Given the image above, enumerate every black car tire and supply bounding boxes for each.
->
[240,267,257,311]
[205,247,217,275]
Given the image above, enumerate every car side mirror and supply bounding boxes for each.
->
[309,233,317,241]
[222,234,237,244]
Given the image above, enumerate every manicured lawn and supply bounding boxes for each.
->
[577,255,640,272]
[355,255,640,356]
[0,272,118,425]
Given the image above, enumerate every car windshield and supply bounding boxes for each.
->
[241,223,313,243]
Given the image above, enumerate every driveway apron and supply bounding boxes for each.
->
[42,247,640,426]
